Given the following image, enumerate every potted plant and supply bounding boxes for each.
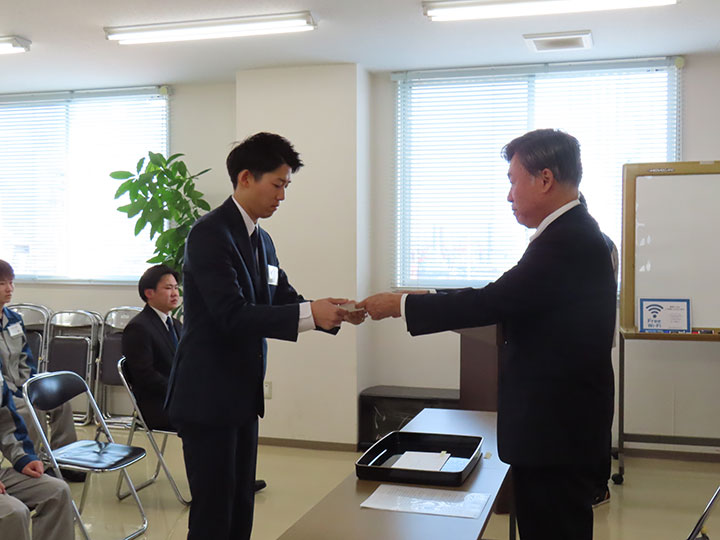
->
[110,151,211,274]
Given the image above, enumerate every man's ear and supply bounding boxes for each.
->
[144,288,155,301]
[538,168,555,193]
[237,169,254,188]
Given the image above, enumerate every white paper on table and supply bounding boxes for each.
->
[392,451,450,471]
[360,484,489,519]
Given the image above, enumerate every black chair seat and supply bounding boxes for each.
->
[55,440,146,472]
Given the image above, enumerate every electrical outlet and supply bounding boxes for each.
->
[263,381,272,399]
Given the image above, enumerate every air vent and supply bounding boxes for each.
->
[523,30,593,52]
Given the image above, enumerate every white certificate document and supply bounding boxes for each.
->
[360,484,489,519]
[392,451,450,471]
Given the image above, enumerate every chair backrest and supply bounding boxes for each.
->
[104,307,142,333]
[99,333,124,385]
[9,303,52,367]
[25,371,88,411]
[47,336,91,376]
[25,330,43,365]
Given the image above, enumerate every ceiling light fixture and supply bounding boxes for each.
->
[104,11,316,45]
[423,0,678,21]
[0,36,31,55]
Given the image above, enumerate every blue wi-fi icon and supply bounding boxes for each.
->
[646,303,664,318]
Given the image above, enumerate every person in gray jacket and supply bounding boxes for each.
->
[0,260,84,483]
[0,345,74,538]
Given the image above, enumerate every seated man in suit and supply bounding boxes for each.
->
[122,265,268,492]
[0,328,74,539]
[0,259,84,483]
[122,264,182,433]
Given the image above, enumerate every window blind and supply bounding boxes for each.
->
[394,58,681,289]
[0,88,169,282]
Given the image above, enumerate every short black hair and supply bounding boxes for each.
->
[502,129,582,187]
[138,264,179,302]
[0,259,14,281]
[226,132,303,188]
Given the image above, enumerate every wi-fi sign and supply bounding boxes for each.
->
[646,303,664,318]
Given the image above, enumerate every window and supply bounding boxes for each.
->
[0,87,169,282]
[395,58,681,289]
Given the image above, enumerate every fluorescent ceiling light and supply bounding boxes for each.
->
[524,30,593,52]
[104,11,316,45]
[0,36,31,55]
[423,0,678,21]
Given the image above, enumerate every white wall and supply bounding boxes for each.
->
[233,64,369,444]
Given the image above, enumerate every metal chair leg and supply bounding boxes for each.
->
[78,472,92,514]
[116,429,191,505]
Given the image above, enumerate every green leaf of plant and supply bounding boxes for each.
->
[192,168,211,178]
[166,153,184,164]
[197,199,211,211]
[110,170,134,180]
[117,203,133,215]
[114,179,134,199]
[134,215,148,236]
[148,151,166,167]
[147,254,165,263]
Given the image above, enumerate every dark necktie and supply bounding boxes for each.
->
[166,317,178,348]
[250,229,259,272]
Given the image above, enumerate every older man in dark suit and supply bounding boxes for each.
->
[165,132,364,540]
[359,129,616,540]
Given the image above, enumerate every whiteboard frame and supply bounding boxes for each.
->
[620,161,720,339]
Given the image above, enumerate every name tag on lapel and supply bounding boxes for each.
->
[7,322,23,337]
[268,265,279,286]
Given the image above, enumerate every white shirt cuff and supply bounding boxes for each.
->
[298,301,314,333]
[400,294,409,320]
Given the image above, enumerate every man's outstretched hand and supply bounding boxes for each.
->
[311,298,349,330]
[357,293,404,321]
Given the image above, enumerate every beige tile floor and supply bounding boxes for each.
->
[65,426,720,539]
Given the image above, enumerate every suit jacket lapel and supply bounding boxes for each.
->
[222,197,259,302]
[256,227,270,304]
[144,305,175,356]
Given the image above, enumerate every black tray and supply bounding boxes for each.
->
[355,431,483,487]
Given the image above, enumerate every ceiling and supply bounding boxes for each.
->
[2,0,719,95]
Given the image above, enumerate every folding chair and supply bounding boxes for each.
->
[686,485,719,540]
[115,356,191,506]
[8,303,52,371]
[47,310,102,425]
[95,307,142,422]
[22,371,148,540]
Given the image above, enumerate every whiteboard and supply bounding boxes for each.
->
[634,173,720,328]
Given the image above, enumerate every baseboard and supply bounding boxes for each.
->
[615,446,720,463]
[259,436,357,452]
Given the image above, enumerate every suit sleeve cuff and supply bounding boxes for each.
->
[401,290,436,321]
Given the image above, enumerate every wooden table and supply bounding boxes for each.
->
[278,408,512,540]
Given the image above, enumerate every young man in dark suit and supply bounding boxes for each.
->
[122,264,182,432]
[165,132,364,540]
[359,129,616,540]
[124,264,269,494]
